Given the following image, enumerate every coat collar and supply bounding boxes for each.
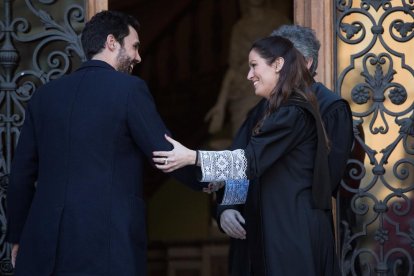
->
[77,59,116,71]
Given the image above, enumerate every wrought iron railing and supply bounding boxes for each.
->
[0,0,85,273]
[335,1,414,275]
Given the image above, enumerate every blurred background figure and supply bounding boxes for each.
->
[205,0,290,148]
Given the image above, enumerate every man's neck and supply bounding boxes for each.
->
[92,53,117,70]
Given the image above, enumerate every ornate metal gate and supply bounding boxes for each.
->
[335,0,414,275]
[0,0,85,273]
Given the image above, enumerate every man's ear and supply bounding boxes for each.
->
[105,34,118,51]
[273,57,285,73]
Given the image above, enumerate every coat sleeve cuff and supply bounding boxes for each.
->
[219,179,249,205]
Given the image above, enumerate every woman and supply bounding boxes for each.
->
[153,36,339,275]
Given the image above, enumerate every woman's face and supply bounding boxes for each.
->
[247,49,279,99]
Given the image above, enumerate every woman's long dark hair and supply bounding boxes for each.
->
[251,36,319,134]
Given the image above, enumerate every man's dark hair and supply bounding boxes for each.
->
[81,10,140,60]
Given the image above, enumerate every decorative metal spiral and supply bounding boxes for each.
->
[335,1,414,275]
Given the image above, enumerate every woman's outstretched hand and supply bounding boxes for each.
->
[153,134,197,173]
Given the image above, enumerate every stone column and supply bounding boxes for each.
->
[87,0,108,20]
[294,0,333,90]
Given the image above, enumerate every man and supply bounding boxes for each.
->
[217,24,354,275]
[6,11,200,275]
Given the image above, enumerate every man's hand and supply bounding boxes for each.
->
[202,182,225,194]
[220,209,246,239]
[11,244,19,267]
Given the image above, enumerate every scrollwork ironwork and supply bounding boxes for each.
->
[0,0,85,273]
[361,0,392,11]
[335,1,414,275]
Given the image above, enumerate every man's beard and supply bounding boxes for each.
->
[116,47,135,74]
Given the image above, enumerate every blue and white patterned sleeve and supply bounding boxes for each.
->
[220,179,250,205]
[199,150,247,182]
